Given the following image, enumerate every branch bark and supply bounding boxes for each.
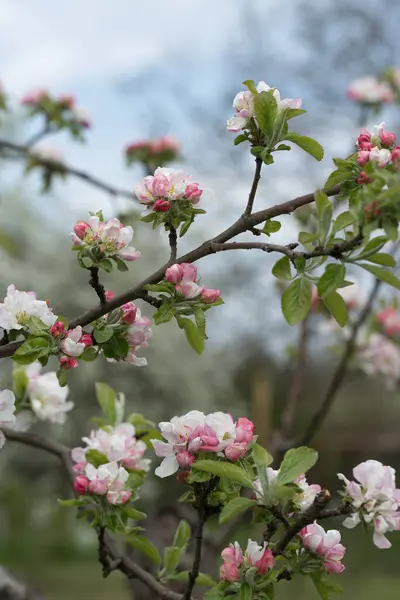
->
[184,488,206,600]
[244,157,262,215]
[88,267,107,305]
[168,226,178,262]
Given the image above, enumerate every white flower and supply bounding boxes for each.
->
[0,389,16,448]
[369,146,392,166]
[256,81,302,109]
[348,76,395,104]
[26,362,73,424]
[61,326,85,357]
[0,285,57,331]
[356,333,400,389]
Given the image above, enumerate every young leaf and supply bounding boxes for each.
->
[364,253,396,267]
[277,447,318,485]
[359,263,400,290]
[173,520,191,549]
[12,367,29,400]
[204,581,229,600]
[323,291,348,327]
[234,133,248,146]
[252,444,273,500]
[168,571,216,587]
[272,256,292,280]
[284,133,324,161]
[85,449,108,467]
[13,337,50,365]
[219,497,257,524]
[253,90,278,138]
[333,211,357,233]
[95,382,116,424]
[193,460,254,488]
[263,220,281,236]
[93,327,114,344]
[242,80,258,95]
[285,108,307,120]
[314,190,331,218]
[317,264,346,299]
[154,302,177,325]
[177,318,205,355]
[324,168,354,191]
[127,534,162,566]
[309,572,342,600]
[163,546,182,574]
[281,277,312,325]
[122,507,147,521]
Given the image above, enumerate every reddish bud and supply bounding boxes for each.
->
[357,171,373,185]
[51,321,66,337]
[363,200,381,220]
[74,475,89,495]
[122,303,137,324]
[153,199,171,212]
[176,470,190,482]
[105,290,115,301]
[176,451,195,468]
[392,147,400,163]
[60,356,79,369]
[80,334,93,347]
[201,288,221,304]
[73,221,90,240]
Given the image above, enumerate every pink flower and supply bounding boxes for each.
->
[347,76,395,104]
[59,356,79,369]
[219,563,240,582]
[176,451,195,468]
[154,199,171,212]
[185,183,203,204]
[74,475,89,495]
[221,542,244,566]
[357,129,371,148]
[61,326,85,357]
[201,288,221,304]
[71,215,140,263]
[369,147,392,166]
[51,321,65,337]
[80,334,93,347]
[166,263,204,299]
[73,221,90,240]
[375,123,396,147]
[235,417,255,444]
[245,539,275,575]
[376,307,400,336]
[105,290,115,301]
[135,167,204,208]
[357,150,371,166]
[225,443,248,461]
[122,303,137,324]
[165,264,184,283]
[357,171,372,185]
[300,523,345,573]
[21,89,47,106]
[392,147,400,162]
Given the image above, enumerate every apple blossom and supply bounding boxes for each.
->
[154,199,171,212]
[61,326,86,357]
[71,215,141,263]
[391,146,400,162]
[221,541,244,566]
[219,563,240,582]
[376,307,400,336]
[104,304,152,367]
[200,288,221,304]
[347,76,395,104]
[72,108,91,128]
[25,362,73,424]
[166,263,203,299]
[57,94,75,109]
[81,333,94,347]
[375,122,396,147]
[151,411,255,478]
[300,523,345,573]
[21,89,48,106]
[0,389,16,448]
[105,290,116,301]
[245,539,275,575]
[338,460,400,549]
[355,333,400,389]
[0,284,57,332]
[74,475,89,495]
[357,171,372,185]
[30,146,64,164]
[51,321,66,337]
[369,147,392,166]
[135,167,204,209]
[59,357,79,369]
[85,461,132,505]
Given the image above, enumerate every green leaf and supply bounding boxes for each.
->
[272,256,292,280]
[127,534,162,566]
[113,256,129,272]
[26,316,51,335]
[277,447,318,485]
[95,382,117,424]
[85,449,108,467]
[323,291,348,327]
[163,546,182,574]
[285,108,307,120]
[365,253,396,267]
[219,497,257,524]
[333,211,357,233]
[12,367,29,400]
[168,571,216,587]
[122,507,147,521]
[173,520,191,549]
[242,80,258,95]
[80,346,99,362]
[253,90,278,137]
[314,190,331,219]
[193,460,254,488]
[309,572,342,600]
[252,443,273,500]
[100,258,113,273]
[324,168,354,191]
[56,369,68,387]
[263,220,281,236]
[234,134,248,146]
[317,264,346,299]
[93,327,114,344]
[13,337,50,365]
[360,235,388,255]
[284,133,324,161]
[58,497,88,507]
[154,302,177,325]
[239,582,253,600]
[359,263,400,290]
[107,334,129,358]
[299,231,320,245]
[144,283,174,294]
[177,317,205,354]
[281,277,312,325]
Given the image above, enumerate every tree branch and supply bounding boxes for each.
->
[184,487,206,600]
[0,139,137,201]
[244,157,262,215]
[0,184,340,359]
[300,278,382,446]
[168,226,178,262]
[88,267,107,305]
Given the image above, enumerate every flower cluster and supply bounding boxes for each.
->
[126,136,180,167]
[347,76,395,105]
[0,285,57,333]
[299,523,346,574]
[24,362,73,423]
[0,389,16,448]
[74,461,132,505]
[376,306,400,336]
[50,323,93,370]
[72,422,150,474]
[355,332,400,390]
[338,460,400,549]
[254,468,321,511]
[227,81,302,133]
[151,411,255,478]
[220,539,274,582]
[71,214,141,271]
[356,123,399,169]
[165,263,221,303]
[21,89,90,130]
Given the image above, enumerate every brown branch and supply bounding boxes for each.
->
[168,226,178,262]
[244,157,262,215]
[184,488,206,600]
[0,139,137,201]
[88,267,107,305]
[0,185,340,359]
[300,278,382,446]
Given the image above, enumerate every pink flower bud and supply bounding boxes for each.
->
[51,321,66,337]
[225,443,248,461]
[107,490,132,505]
[73,462,87,474]
[235,417,255,443]
[165,264,184,284]
[357,171,372,185]
[74,475,89,495]
[58,94,75,109]
[201,288,221,304]
[255,548,275,575]
[88,479,108,495]
[358,141,373,151]
[176,470,190,482]
[176,451,195,468]
[59,356,79,369]
[105,290,115,301]
[151,173,170,197]
[73,221,90,240]
[392,147,400,162]
[357,150,370,166]
[363,200,381,220]
[81,334,93,347]
[185,183,203,204]
[122,303,137,324]
[220,563,240,582]
[154,199,171,212]
[379,130,396,147]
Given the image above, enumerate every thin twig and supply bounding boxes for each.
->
[88,267,107,305]
[244,157,262,215]
[168,226,178,262]
[0,139,137,201]
[300,278,382,446]
[25,125,55,148]
[0,184,340,360]
[184,487,206,600]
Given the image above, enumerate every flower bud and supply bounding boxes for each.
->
[59,356,79,369]
[88,480,108,495]
[379,130,396,147]
[235,417,255,443]
[357,171,372,185]
[73,221,90,240]
[176,451,195,468]
[105,290,115,301]
[185,183,203,204]
[153,199,171,212]
[74,475,89,495]
[165,264,184,283]
[58,94,75,109]
[201,288,221,304]
[81,334,93,347]
[220,563,240,582]
[357,150,370,166]
[225,443,247,461]
[363,200,381,220]
[122,303,137,324]
[176,470,190,482]
[392,147,400,162]
[51,321,65,337]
